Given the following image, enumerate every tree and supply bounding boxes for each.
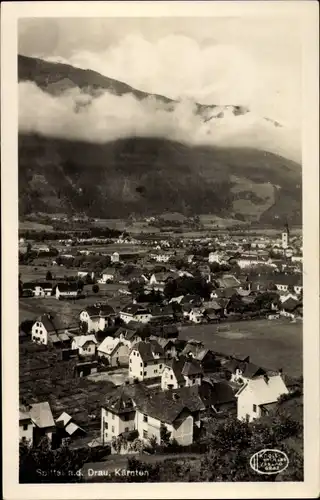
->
[46,270,53,281]
[19,437,90,483]
[92,284,99,294]
[160,424,171,446]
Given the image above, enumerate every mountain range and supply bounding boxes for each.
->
[18,54,301,224]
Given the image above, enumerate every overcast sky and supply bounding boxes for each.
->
[19,17,301,126]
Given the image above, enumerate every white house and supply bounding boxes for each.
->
[100,384,204,449]
[120,304,152,324]
[100,268,116,283]
[78,271,95,280]
[188,308,204,324]
[111,252,120,263]
[129,340,165,381]
[19,401,56,447]
[208,252,223,264]
[236,374,289,422]
[71,335,97,356]
[79,304,115,333]
[31,313,68,346]
[19,408,34,445]
[55,282,80,300]
[22,282,53,297]
[161,355,203,390]
[97,337,130,367]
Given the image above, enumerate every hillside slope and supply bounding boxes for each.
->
[19,134,302,223]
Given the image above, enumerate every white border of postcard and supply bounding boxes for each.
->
[1,1,319,499]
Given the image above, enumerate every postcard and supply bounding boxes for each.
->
[1,1,319,498]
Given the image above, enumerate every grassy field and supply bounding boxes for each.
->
[19,220,54,231]
[19,264,80,283]
[19,283,130,325]
[180,319,302,377]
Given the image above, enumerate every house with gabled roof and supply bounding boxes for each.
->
[55,282,80,300]
[114,321,149,349]
[236,374,289,422]
[100,268,117,283]
[97,336,129,367]
[181,343,220,372]
[22,281,53,297]
[71,335,97,356]
[100,383,205,448]
[55,412,86,446]
[79,304,115,332]
[129,340,165,382]
[31,313,71,346]
[161,355,204,390]
[20,401,56,447]
[119,304,152,324]
[223,356,266,385]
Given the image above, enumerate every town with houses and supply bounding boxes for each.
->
[18,217,303,481]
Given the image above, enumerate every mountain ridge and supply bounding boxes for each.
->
[18,54,301,224]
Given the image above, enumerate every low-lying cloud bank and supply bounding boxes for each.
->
[19,81,301,162]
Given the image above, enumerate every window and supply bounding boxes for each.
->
[125,427,129,432]
[130,359,132,363]
[143,430,148,439]
[159,364,162,369]
[105,432,108,438]
[143,414,148,423]
[23,424,28,431]
[144,371,147,376]
[112,426,115,433]
[105,422,108,429]
[129,367,132,372]
[112,414,115,420]
[253,404,257,413]
[170,375,173,380]
[154,370,158,374]
[140,371,142,376]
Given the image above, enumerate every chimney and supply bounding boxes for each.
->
[278,368,283,376]
[264,374,270,384]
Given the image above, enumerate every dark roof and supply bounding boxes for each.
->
[282,298,301,312]
[137,386,205,424]
[36,313,65,333]
[166,355,203,381]
[224,358,266,379]
[199,380,236,407]
[23,282,52,290]
[115,322,148,341]
[132,340,164,362]
[121,304,150,315]
[275,273,303,286]
[85,304,115,317]
[57,282,79,292]
[180,294,202,305]
[103,383,149,414]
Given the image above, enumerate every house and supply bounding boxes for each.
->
[31,313,70,346]
[100,383,205,449]
[111,252,120,263]
[78,271,95,280]
[97,337,130,367]
[274,274,303,294]
[129,340,165,382]
[236,256,270,269]
[100,268,116,283]
[55,282,80,300]
[22,282,53,297]
[208,252,224,264]
[151,337,178,358]
[161,355,203,390]
[280,297,302,319]
[223,356,266,384]
[55,412,86,446]
[28,401,56,446]
[19,407,34,445]
[119,304,152,324]
[79,304,115,332]
[148,324,179,340]
[149,272,177,287]
[215,274,241,289]
[236,374,289,422]
[149,304,175,323]
[114,322,149,349]
[199,379,237,415]
[180,294,203,307]
[71,335,97,356]
[181,343,220,372]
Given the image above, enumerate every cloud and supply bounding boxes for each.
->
[19,81,301,162]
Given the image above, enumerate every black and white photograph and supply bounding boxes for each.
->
[1,1,319,498]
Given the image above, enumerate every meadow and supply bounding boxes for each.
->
[180,318,302,378]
